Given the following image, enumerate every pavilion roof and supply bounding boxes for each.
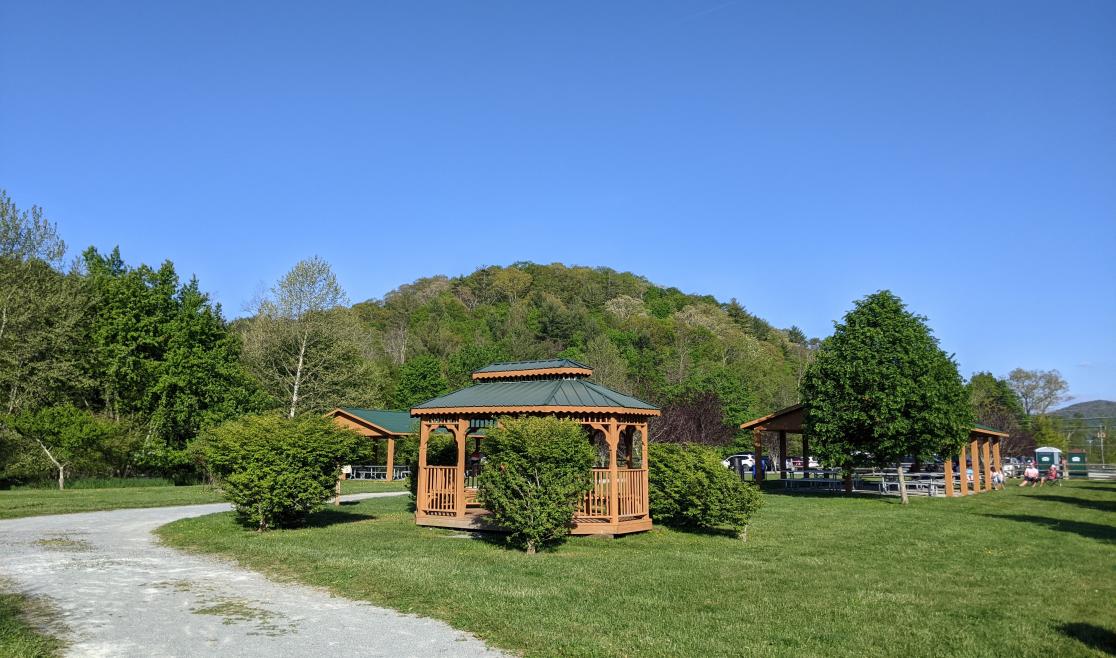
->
[739,403,1008,437]
[334,407,417,435]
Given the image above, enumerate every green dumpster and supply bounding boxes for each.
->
[1067,449,1088,477]
[1035,447,1062,468]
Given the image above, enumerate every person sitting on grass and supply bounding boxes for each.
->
[1019,463,1040,487]
[1040,464,1059,487]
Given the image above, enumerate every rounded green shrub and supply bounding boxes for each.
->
[648,443,763,539]
[478,416,595,554]
[202,414,369,530]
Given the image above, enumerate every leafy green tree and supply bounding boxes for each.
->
[801,291,971,501]
[201,414,369,530]
[0,192,87,414]
[0,190,65,263]
[446,344,507,389]
[1006,368,1072,417]
[240,256,373,417]
[1,406,122,489]
[393,355,449,409]
[83,248,264,450]
[968,372,1027,453]
[0,258,89,414]
[647,443,763,539]
[477,416,596,554]
[1031,415,1067,451]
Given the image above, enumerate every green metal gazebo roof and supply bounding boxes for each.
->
[337,408,418,435]
[412,378,658,414]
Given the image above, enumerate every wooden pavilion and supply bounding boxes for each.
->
[739,403,1008,496]
[409,359,660,535]
[327,407,415,481]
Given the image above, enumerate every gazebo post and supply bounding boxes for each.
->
[385,438,395,482]
[608,418,620,526]
[455,419,468,519]
[802,434,810,479]
[753,427,764,482]
[640,422,648,468]
[992,438,1002,474]
[982,439,992,492]
[958,442,969,496]
[417,420,430,519]
[944,452,955,497]
[778,430,788,479]
[970,437,981,493]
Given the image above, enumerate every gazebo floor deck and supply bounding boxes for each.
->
[416,509,652,536]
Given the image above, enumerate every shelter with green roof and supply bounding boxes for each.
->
[738,403,1009,497]
[409,359,660,536]
[327,407,417,481]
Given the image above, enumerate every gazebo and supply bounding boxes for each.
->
[739,403,1009,496]
[410,359,660,535]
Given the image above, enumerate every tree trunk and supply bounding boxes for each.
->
[897,461,909,504]
[289,333,307,418]
[35,439,65,491]
[843,469,853,494]
[738,525,749,542]
[526,541,537,556]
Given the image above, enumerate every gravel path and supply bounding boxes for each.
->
[0,493,504,657]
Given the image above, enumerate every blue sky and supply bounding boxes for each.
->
[2,2,1114,403]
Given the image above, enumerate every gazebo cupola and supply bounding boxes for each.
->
[410,359,660,536]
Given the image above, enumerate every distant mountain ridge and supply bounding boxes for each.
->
[1051,400,1116,419]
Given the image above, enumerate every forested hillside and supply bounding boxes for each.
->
[348,264,813,440]
[1,191,812,486]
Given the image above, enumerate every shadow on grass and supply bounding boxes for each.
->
[1028,494,1116,514]
[302,507,378,529]
[980,514,1116,543]
[761,488,902,502]
[1058,622,1116,655]
[1069,484,1116,492]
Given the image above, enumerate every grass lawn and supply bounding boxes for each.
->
[0,586,63,658]
[156,480,1116,657]
[0,485,225,520]
[0,480,406,520]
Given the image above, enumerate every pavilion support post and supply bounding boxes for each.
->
[753,427,764,482]
[970,437,981,493]
[607,419,620,526]
[385,438,395,482]
[417,421,430,518]
[944,453,955,497]
[778,430,788,479]
[802,434,810,479]
[455,419,468,518]
[958,442,969,496]
[982,438,993,492]
[993,438,1002,474]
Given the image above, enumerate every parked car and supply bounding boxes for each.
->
[1002,457,1025,478]
[791,456,821,469]
[723,453,755,470]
